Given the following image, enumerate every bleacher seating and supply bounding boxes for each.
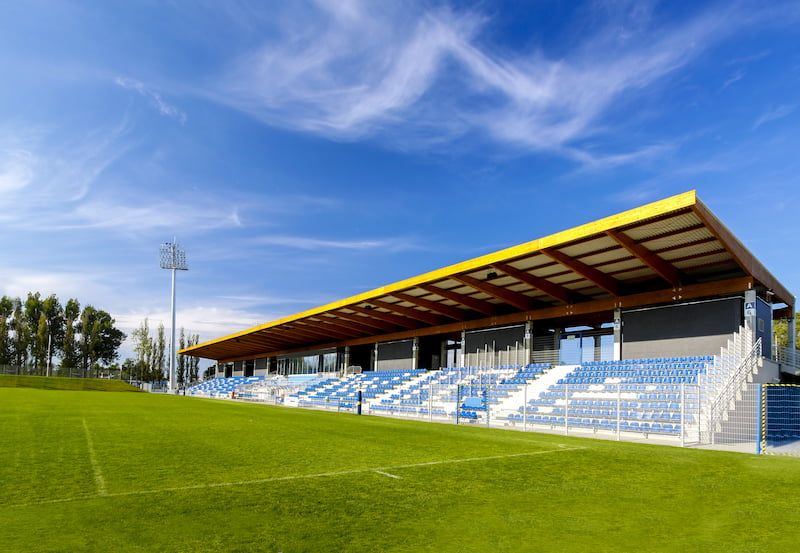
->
[294,369,425,410]
[190,356,714,441]
[508,356,711,435]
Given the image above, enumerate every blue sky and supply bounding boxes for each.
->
[1,1,799,362]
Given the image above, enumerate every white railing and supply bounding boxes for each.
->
[773,345,800,371]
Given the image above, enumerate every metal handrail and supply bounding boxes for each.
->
[773,345,800,370]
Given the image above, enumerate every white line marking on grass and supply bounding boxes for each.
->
[82,419,107,497]
[374,470,402,479]
[9,445,586,508]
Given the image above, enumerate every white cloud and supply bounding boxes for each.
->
[0,149,35,193]
[0,269,112,303]
[208,2,769,165]
[115,77,187,124]
[752,105,796,130]
[253,234,421,251]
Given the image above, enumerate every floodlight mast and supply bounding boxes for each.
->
[160,239,188,393]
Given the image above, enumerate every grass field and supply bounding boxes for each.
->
[0,374,142,392]
[2,388,799,553]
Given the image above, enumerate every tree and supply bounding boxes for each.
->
[773,314,799,350]
[153,323,166,381]
[24,292,44,374]
[177,327,186,385]
[33,314,49,374]
[187,333,200,383]
[42,294,65,374]
[131,318,155,381]
[77,305,98,378]
[0,296,13,366]
[61,299,80,376]
[11,298,29,373]
[76,306,126,378]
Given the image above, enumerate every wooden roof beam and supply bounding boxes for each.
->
[417,284,497,316]
[605,229,683,288]
[692,200,794,308]
[277,325,335,343]
[293,322,357,341]
[492,262,579,305]
[541,247,620,296]
[348,305,419,329]
[303,319,365,339]
[317,315,386,336]
[390,291,467,321]
[371,299,444,326]
[334,310,399,333]
[452,274,534,311]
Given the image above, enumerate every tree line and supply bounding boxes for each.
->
[123,318,200,385]
[0,292,125,377]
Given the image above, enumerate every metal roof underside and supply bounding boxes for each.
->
[180,191,793,362]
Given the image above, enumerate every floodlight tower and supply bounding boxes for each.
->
[160,239,188,393]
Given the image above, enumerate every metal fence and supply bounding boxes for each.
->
[759,384,800,456]
[366,371,702,446]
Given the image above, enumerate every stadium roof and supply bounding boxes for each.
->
[180,191,793,362]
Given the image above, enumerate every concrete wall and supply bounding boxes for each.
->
[464,325,525,367]
[376,340,413,371]
[622,298,743,359]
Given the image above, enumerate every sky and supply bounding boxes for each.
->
[1,0,799,365]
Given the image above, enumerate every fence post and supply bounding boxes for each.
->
[564,380,569,435]
[429,380,433,423]
[756,384,762,455]
[485,384,490,428]
[616,383,621,441]
[456,384,461,425]
[523,381,528,433]
[680,382,685,448]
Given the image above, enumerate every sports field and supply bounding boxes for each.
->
[2,387,799,553]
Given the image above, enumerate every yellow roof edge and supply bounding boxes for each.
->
[181,190,698,354]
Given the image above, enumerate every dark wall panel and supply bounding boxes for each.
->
[623,298,743,359]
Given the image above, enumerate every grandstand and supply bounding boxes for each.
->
[182,191,797,452]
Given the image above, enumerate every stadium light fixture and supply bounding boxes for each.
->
[160,239,188,393]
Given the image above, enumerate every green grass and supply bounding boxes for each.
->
[1,389,799,553]
[0,374,142,392]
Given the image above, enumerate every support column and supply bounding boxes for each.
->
[524,321,533,366]
[789,311,797,352]
[373,343,379,372]
[553,328,562,365]
[613,308,622,361]
[412,337,419,371]
[343,346,350,373]
[460,330,467,368]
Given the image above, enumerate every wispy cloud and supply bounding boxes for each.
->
[253,235,421,251]
[0,148,35,193]
[115,77,187,124]
[0,122,130,214]
[218,295,322,305]
[0,124,243,235]
[207,1,788,166]
[752,105,796,130]
[721,68,745,89]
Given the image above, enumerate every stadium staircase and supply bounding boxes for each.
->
[700,324,763,445]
